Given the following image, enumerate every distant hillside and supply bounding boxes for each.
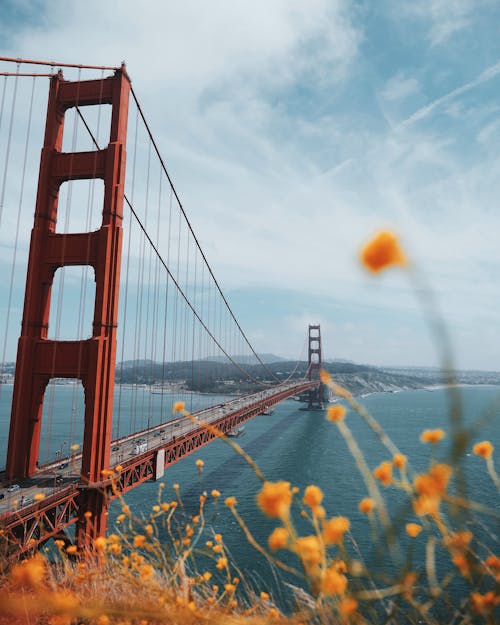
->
[115,358,443,396]
[320,362,430,396]
[380,366,500,386]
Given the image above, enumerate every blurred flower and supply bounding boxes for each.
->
[360,230,407,273]
[473,440,494,459]
[321,564,347,595]
[406,523,422,538]
[358,498,375,514]
[420,429,445,444]
[257,481,293,519]
[268,527,289,551]
[373,461,393,486]
[322,517,350,544]
[326,405,346,422]
[393,453,407,469]
[303,485,323,508]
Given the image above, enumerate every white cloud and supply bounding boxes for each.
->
[2,2,500,370]
[380,74,420,102]
[396,0,478,45]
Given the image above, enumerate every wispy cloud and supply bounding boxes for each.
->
[1,1,500,369]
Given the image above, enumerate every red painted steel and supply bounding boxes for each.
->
[5,67,130,549]
[307,324,324,409]
[1,381,317,558]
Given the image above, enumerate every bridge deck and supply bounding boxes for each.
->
[0,380,318,558]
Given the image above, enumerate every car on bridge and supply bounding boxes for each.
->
[7,484,20,492]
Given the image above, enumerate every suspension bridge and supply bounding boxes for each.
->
[0,57,323,559]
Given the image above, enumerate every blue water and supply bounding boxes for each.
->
[1,383,499,616]
[111,385,500,615]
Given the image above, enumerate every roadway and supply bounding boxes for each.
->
[0,381,307,516]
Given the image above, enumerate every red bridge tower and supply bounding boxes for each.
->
[307,324,324,409]
[6,67,130,548]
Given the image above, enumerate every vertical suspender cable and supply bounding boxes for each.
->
[0,70,19,228]
[143,140,153,430]
[0,77,35,404]
[149,164,162,425]
[117,106,139,438]
[160,186,173,422]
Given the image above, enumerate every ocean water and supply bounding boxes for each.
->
[1,384,499,615]
[112,385,500,614]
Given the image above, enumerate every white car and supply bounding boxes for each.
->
[7,484,20,492]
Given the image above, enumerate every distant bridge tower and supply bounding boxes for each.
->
[6,67,130,548]
[307,324,324,409]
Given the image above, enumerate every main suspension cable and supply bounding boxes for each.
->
[129,86,286,382]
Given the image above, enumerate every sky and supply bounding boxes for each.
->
[1,0,500,371]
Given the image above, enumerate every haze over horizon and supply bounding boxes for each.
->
[1,1,499,371]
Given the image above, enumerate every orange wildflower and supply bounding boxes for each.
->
[10,555,46,587]
[444,531,472,551]
[173,401,185,413]
[268,527,289,551]
[358,498,375,514]
[322,516,350,545]
[485,555,500,572]
[326,405,347,422]
[133,535,147,548]
[473,440,494,459]
[414,463,452,498]
[420,429,445,444]
[312,505,326,519]
[295,535,323,568]
[216,556,228,570]
[470,591,500,614]
[303,485,323,508]
[338,597,358,616]
[373,460,393,486]
[260,591,269,601]
[257,480,293,519]
[413,463,452,517]
[94,536,107,553]
[139,564,154,579]
[393,453,407,469]
[360,230,407,273]
[195,459,204,468]
[33,492,45,501]
[413,494,439,517]
[453,554,471,577]
[211,489,220,498]
[321,564,347,596]
[225,496,237,508]
[405,523,422,538]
